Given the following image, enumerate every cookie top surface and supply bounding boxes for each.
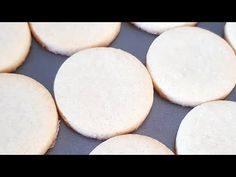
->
[90,134,174,155]
[0,23,31,72]
[176,101,236,155]
[0,73,58,154]
[225,22,236,51]
[132,22,197,34]
[147,27,236,107]
[30,22,121,56]
[54,47,153,140]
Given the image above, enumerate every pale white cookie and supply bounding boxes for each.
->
[0,23,31,73]
[0,73,58,154]
[132,22,197,34]
[29,22,121,56]
[176,101,236,155]
[90,134,174,155]
[225,22,236,51]
[147,27,236,107]
[54,47,153,140]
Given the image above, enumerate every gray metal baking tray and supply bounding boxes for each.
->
[16,22,229,154]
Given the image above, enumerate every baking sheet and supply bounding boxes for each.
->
[16,22,229,154]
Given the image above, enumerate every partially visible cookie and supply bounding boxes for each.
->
[225,22,236,51]
[147,27,236,107]
[176,101,236,155]
[54,47,153,140]
[0,73,58,154]
[132,22,197,34]
[0,23,31,73]
[90,134,174,155]
[29,22,121,56]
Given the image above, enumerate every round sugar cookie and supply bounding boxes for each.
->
[176,101,236,155]
[132,22,197,34]
[54,47,153,140]
[0,23,31,73]
[90,134,174,155]
[0,73,58,154]
[225,22,236,51]
[147,27,236,107]
[29,22,121,56]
